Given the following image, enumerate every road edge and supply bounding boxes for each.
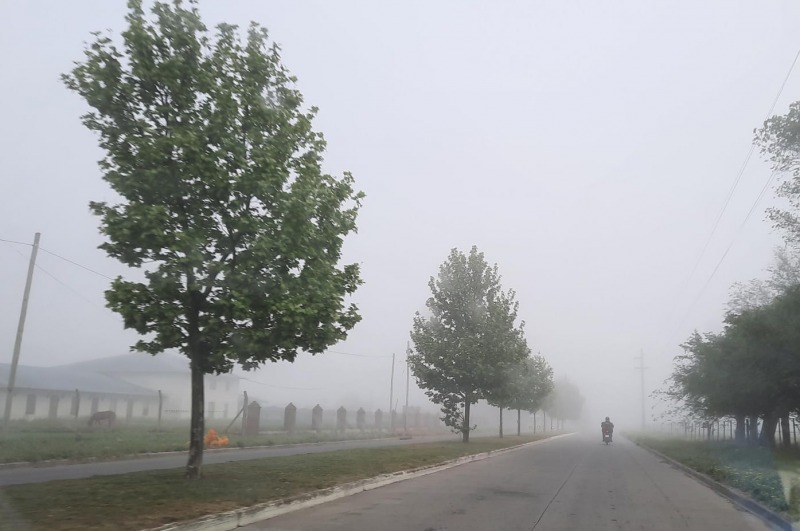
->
[146,433,574,531]
[634,440,795,531]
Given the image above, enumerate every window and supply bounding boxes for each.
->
[70,395,79,416]
[224,403,229,418]
[208,401,215,419]
[126,400,134,419]
[25,394,36,415]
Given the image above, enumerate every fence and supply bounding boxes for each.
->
[656,417,800,446]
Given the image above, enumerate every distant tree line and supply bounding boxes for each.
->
[666,101,800,448]
[409,246,583,442]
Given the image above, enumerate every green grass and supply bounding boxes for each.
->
[0,435,551,531]
[631,435,789,514]
[0,419,425,464]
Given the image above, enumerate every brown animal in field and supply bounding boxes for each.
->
[88,410,116,427]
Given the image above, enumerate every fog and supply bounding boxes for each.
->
[2,1,799,434]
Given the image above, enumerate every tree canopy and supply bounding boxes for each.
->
[409,246,528,442]
[63,0,363,477]
[663,99,800,448]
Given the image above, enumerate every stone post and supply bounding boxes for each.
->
[356,408,366,432]
[337,406,347,434]
[312,404,323,433]
[245,401,261,436]
[284,402,297,434]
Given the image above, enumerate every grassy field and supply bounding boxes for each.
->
[0,419,434,464]
[631,434,792,515]
[0,434,552,531]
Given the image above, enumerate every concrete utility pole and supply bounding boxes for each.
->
[3,232,41,432]
[404,343,410,435]
[635,350,647,431]
[389,353,395,430]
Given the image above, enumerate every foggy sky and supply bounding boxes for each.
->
[2,1,799,430]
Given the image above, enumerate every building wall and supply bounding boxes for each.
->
[0,389,158,422]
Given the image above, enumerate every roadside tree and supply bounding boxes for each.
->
[409,246,528,442]
[63,1,363,478]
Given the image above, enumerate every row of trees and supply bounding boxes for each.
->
[409,247,574,442]
[65,1,581,479]
[666,100,800,448]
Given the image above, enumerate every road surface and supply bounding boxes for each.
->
[244,434,770,530]
[0,434,457,486]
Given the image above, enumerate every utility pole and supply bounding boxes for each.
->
[635,350,647,431]
[404,343,410,436]
[389,353,395,431]
[3,232,41,432]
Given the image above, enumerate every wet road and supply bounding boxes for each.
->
[0,434,458,486]
[245,434,770,531]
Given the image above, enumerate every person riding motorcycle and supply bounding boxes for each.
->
[601,417,614,442]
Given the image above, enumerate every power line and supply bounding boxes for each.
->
[1,238,116,281]
[0,238,33,247]
[328,349,393,359]
[38,247,115,280]
[677,171,779,327]
[681,48,800,288]
[238,376,322,391]
[661,48,800,349]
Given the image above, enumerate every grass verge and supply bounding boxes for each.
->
[0,434,552,531]
[0,421,424,464]
[631,435,789,514]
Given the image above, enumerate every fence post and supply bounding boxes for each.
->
[241,391,248,435]
[74,389,80,432]
[157,390,163,432]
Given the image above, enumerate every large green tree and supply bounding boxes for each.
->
[669,287,800,447]
[409,246,528,442]
[63,0,363,478]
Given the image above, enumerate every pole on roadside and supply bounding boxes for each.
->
[404,343,410,436]
[389,353,395,432]
[635,350,647,431]
[3,232,41,433]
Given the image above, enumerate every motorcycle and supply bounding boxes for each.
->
[603,430,613,445]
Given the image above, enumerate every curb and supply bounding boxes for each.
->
[634,441,795,531]
[145,433,574,531]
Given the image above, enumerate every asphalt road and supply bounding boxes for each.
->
[244,434,770,531]
[0,434,458,486]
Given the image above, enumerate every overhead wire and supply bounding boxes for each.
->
[668,47,800,314]
[661,48,800,350]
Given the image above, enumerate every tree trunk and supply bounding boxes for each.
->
[543,411,546,432]
[533,412,537,434]
[185,289,205,479]
[499,408,504,438]
[760,414,778,448]
[185,357,205,478]
[747,416,759,445]
[463,400,471,443]
[781,414,791,449]
[734,414,746,444]
[517,409,521,436]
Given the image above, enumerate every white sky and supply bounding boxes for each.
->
[2,1,799,429]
